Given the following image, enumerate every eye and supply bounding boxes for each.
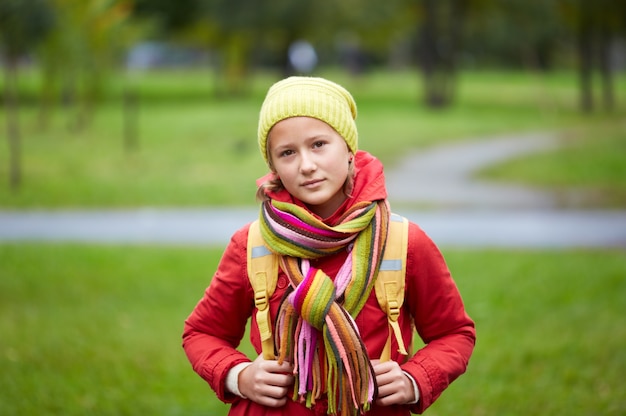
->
[278,149,294,158]
[312,140,325,149]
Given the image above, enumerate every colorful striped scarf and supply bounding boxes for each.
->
[258,198,390,415]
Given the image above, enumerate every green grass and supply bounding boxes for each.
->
[0,244,232,416]
[1,68,624,208]
[1,243,625,415]
[431,249,626,416]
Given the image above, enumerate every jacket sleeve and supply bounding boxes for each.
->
[400,222,476,414]
[182,225,255,403]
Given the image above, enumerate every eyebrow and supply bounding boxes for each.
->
[271,134,331,151]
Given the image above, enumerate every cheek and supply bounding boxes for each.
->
[333,159,351,178]
[273,162,295,183]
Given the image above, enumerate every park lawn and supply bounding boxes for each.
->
[1,69,624,208]
[1,243,625,415]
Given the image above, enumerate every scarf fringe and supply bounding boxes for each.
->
[278,299,376,415]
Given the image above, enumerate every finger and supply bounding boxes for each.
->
[262,360,294,374]
[263,383,291,400]
[376,373,415,406]
[377,382,407,405]
[265,372,294,388]
[257,394,289,408]
[374,362,400,381]
[377,381,400,398]
[372,360,395,376]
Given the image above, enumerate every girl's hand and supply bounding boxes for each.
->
[371,359,417,406]
[238,355,295,407]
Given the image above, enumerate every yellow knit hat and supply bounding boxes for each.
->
[257,76,358,167]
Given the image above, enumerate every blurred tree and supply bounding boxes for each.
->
[0,0,55,190]
[134,0,201,33]
[464,0,624,113]
[212,0,260,94]
[464,0,564,70]
[194,0,329,94]
[131,0,255,94]
[412,0,469,108]
[37,0,141,152]
[33,0,136,132]
[254,0,316,76]
[77,0,135,130]
[559,0,625,112]
[198,0,321,95]
[130,0,415,93]
[328,0,414,73]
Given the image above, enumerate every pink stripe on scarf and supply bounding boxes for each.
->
[269,215,355,250]
[270,205,343,238]
[333,249,354,297]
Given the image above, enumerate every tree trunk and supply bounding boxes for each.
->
[123,85,139,152]
[418,0,441,107]
[4,56,22,191]
[598,26,614,112]
[220,33,251,97]
[38,65,56,131]
[577,0,594,113]
[417,0,464,109]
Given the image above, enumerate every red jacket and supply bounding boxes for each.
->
[182,152,476,415]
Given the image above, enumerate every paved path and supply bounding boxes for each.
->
[1,208,625,248]
[1,132,625,248]
[386,131,561,209]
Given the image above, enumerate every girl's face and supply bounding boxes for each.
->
[268,116,353,218]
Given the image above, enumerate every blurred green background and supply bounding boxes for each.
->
[1,1,625,415]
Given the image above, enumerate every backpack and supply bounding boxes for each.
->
[247,213,409,362]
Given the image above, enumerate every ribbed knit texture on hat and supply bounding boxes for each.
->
[258,77,358,167]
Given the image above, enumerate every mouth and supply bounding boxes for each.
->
[301,179,324,188]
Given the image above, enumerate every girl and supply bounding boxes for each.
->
[183,76,475,415]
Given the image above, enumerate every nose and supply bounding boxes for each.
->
[299,151,317,173]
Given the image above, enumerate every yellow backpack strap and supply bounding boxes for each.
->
[375,213,409,362]
[247,220,279,359]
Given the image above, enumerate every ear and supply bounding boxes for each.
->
[348,153,354,164]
